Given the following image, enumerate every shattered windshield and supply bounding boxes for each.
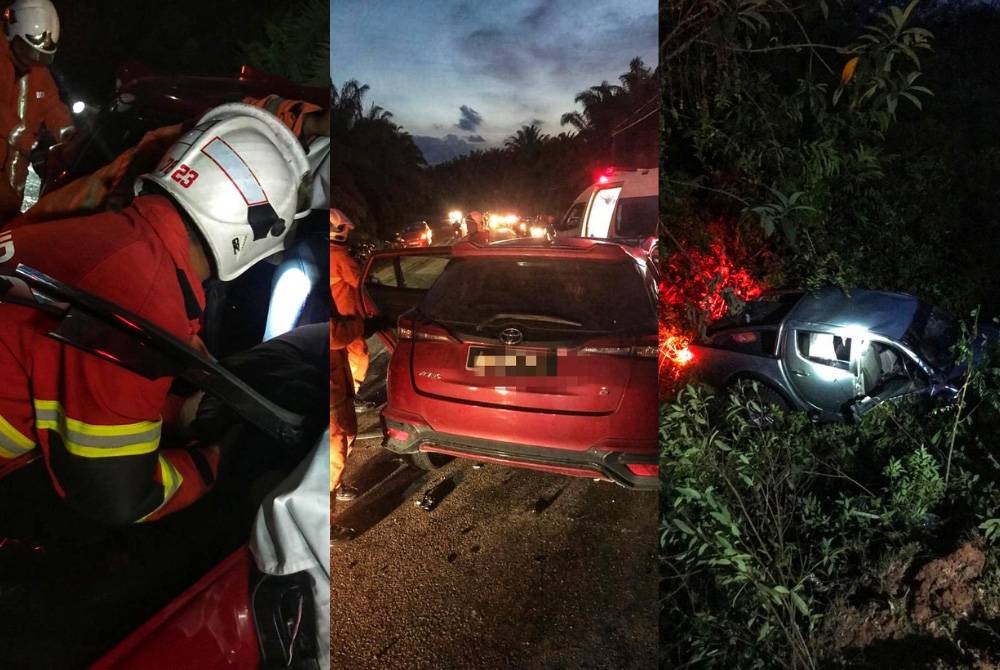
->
[907,303,960,369]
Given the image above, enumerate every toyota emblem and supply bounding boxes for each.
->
[499,327,523,345]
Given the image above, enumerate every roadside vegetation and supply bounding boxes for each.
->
[660,1,1000,666]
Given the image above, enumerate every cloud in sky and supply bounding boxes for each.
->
[456,105,483,131]
[467,134,486,142]
[414,133,477,165]
[332,0,657,145]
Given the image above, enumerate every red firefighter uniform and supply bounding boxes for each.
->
[0,194,220,524]
[329,243,369,390]
[0,35,72,220]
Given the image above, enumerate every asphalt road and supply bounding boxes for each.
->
[330,407,658,670]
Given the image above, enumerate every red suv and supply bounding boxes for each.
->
[361,237,659,489]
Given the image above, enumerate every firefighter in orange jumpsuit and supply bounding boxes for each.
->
[329,208,367,501]
[0,0,74,222]
[0,103,311,525]
[330,208,369,391]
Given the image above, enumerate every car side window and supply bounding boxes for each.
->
[709,329,777,356]
[398,256,450,289]
[858,340,928,396]
[796,331,851,371]
[555,203,585,232]
[366,257,398,287]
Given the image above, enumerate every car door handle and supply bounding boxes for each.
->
[791,370,809,377]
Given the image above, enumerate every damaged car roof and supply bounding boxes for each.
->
[785,288,922,340]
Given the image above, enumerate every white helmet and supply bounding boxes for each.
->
[3,0,60,64]
[330,208,355,243]
[137,103,311,281]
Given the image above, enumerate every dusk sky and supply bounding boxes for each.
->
[332,0,657,163]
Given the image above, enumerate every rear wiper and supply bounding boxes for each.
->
[475,313,583,331]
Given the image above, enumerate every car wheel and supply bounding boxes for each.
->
[407,451,452,471]
[731,380,788,428]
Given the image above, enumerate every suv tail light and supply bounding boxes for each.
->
[625,463,658,477]
[397,315,452,342]
[580,336,657,359]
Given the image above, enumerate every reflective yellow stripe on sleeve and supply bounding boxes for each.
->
[136,456,184,523]
[0,413,35,458]
[33,400,161,458]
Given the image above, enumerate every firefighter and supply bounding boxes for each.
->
[0,0,73,221]
[25,94,327,220]
[329,207,369,390]
[465,210,483,236]
[0,103,310,525]
[329,208,366,501]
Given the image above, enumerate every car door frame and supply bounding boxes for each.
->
[359,246,453,352]
[778,320,860,420]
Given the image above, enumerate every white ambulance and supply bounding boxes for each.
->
[553,166,659,256]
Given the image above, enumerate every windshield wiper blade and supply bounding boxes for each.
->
[475,313,583,331]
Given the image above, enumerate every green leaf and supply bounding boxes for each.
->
[790,591,811,617]
[673,518,696,535]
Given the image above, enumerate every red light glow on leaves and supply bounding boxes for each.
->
[658,221,767,396]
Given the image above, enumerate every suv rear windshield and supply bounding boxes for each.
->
[421,258,655,335]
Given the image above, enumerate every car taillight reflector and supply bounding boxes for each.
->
[396,326,450,342]
[386,427,410,441]
[581,345,658,358]
[625,463,658,477]
[581,345,631,356]
[416,330,450,342]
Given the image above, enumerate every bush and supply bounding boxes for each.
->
[660,363,1000,668]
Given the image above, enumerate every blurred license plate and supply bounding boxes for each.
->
[466,346,556,376]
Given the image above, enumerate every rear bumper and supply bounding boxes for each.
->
[381,414,658,490]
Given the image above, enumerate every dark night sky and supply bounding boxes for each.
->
[332,0,657,159]
[47,0,286,103]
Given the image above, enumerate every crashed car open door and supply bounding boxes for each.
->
[360,247,453,351]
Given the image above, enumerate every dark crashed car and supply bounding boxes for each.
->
[690,288,996,421]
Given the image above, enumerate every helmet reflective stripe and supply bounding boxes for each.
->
[200,137,268,206]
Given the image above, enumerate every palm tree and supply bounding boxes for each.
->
[559,81,624,137]
[366,102,394,122]
[504,123,550,151]
[619,57,654,97]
